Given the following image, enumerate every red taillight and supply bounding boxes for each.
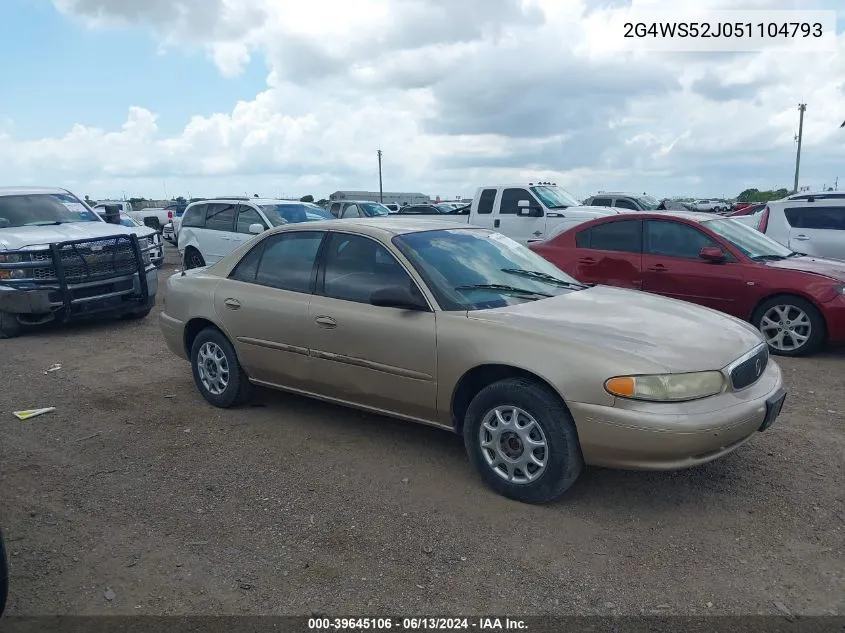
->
[759,207,770,232]
[168,211,173,218]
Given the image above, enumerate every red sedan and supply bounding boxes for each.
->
[529,211,845,356]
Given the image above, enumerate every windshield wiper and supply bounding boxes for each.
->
[501,268,587,289]
[787,252,805,258]
[25,221,64,226]
[750,254,787,261]
[454,283,552,298]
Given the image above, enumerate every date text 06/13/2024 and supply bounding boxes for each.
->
[308,617,527,630]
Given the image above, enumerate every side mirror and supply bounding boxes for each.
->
[249,223,264,234]
[699,246,726,262]
[370,285,428,311]
[517,200,543,217]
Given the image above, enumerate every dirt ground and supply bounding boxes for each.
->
[1,244,843,616]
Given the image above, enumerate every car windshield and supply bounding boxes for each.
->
[637,195,660,210]
[260,204,322,225]
[530,185,581,209]
[359,202,390,216]
[703,217,794,259]
[303,205,333,220]
[0,193,100,228]
[95,211,139,227]
[435,204,456,213]
[393,228,587,311]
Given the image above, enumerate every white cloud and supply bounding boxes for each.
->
[2,0,844,199]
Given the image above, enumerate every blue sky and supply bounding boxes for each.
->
[0,0,843,200]
[0,0,267,138]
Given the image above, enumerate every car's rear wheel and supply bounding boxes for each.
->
[190,327,251,407]
[463,378,583,504]
[184,247,205,269]
[753,295,825,357]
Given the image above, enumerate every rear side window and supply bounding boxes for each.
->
[476,189,497,215]
[784,206,845,230]
[578,220,642,252]
[205,203,237,231]
[181,204,207,228]
[590,197,612,207]
[255,231,325,293]
[329,203,342,217]
[229,240,266,282]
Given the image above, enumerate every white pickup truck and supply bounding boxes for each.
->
[94,201,170,233]
[449,183,635,244]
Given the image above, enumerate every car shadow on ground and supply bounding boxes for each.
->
[245,384,770,514]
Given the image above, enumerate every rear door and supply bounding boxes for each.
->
[214,230,326,390]
[641,219,747,316]
[202,202,238,263]
[495,187,547,244]
[784,205,845,259]
[570,218,643,288]
[469,188,497,229]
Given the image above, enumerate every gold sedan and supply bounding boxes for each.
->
[160,219,787,503]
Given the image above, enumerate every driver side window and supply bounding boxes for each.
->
[499,188,540,215]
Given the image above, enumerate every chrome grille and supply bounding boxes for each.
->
[729,344,769,390]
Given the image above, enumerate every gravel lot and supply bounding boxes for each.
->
[1,244,843,616]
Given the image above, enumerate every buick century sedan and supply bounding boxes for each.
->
[160,219,786,503]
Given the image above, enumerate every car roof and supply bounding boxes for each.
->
[769,197,844,207]
[329,200,387,204]
[0,186,74,197]
[189,198,305,206]
[592,211,724,223]
[589,192,648,198]
[265,217,479,238]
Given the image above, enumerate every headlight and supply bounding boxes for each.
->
[835,284,845,296]
[0,252,25,263]
[604,371,725,402]
[138,237,150,250]
[0,268,28,280]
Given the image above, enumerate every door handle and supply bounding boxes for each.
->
[314,316,337,328]
[793,235,809,241]
[646,264,667,272]
[224,298,241,309]
[578,257,596,265]
[494,219,501,228]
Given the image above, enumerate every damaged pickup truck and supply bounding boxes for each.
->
[0,187,159,339]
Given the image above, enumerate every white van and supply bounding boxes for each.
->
[178,198,334,269]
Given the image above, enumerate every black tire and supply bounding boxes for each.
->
[190,327,251,408]
[0,312,21,339]
[184,247,205,269]
[752,295,826,357]
[0,530,8,617]
[463,378,583,504]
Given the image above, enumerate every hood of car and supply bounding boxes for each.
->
[470,285,764,373]
[764,255,845,282]
[0,222,136,250]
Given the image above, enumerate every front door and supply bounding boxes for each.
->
[307,232,438,421]
[641,219,746,317]
[213,230,326,389]
[494,187,547,245]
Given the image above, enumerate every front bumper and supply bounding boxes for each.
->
[569,360,784,470]
[159,311,187,360]
[821,293,845,344]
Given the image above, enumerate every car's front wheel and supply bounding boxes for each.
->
[753,295,825,357]
[190,327,251,407]
[463,378,583,504]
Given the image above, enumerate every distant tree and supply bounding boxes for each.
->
[128,197,147,204]
[300,194,315,203]
[737,187,789,203]
[316,198,328,207]
[175,196,186,204]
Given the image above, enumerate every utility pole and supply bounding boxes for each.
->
[377,149,384,203]
[793,103,806,193]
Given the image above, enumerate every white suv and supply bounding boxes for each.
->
[178,198,334,269]
[735,197,845,259]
